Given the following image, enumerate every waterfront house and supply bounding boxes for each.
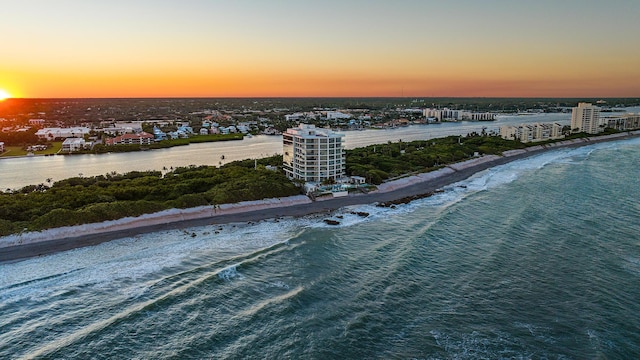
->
[61,138,88,152]
[177,125,194,134]
[153,126,167,140]
[236,124,250,134]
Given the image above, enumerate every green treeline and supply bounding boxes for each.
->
[0,134,553,236]
[346,135,525,184]
[0,155,299,236]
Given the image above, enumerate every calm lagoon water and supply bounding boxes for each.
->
[0,112,572,190]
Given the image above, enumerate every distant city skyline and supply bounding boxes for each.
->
[1,0,639,98]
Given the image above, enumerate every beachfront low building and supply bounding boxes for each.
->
[604,113,640,131]
[283,124,345,183]
[500,123,564,143]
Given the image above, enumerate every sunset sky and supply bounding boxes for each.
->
[1,0,639,98]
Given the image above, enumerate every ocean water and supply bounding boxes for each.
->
[1,138,639,359]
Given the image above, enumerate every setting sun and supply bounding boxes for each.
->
[0,89,11,101]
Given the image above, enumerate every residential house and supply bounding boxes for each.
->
[62,138,88,152]
[153,126,167,140]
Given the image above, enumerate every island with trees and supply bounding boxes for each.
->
[1,129,636,237]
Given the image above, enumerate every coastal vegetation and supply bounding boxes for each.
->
[346,135,525,184]
[0,131,628,236]
[0,155,297,236]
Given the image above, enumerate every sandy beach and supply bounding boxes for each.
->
[1,131,638,263]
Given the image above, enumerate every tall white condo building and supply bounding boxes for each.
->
[282,124,345,182]
[571,102,601,134]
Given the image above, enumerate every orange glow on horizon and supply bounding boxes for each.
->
[5,54,640,99]
[0,89,10,101]
[8,69,640,99]
[5,42,640,99]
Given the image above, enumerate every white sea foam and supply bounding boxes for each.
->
[3,136,638,301]
[267,281,290,290]
[266,137,638,232]
[333,138,640,228]
[0,217,307,300]
[449,143,610,193]
[0,195,312,249]
[217,265,241,281]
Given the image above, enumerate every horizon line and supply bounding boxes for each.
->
[4,96,640,101]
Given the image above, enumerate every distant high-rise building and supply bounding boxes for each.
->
[282,124,345,182]
[571,102,601,134]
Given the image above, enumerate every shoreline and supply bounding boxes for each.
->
[1,131,638,263]
[0,135,245,161]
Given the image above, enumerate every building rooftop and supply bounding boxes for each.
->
[284,124,344,138]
